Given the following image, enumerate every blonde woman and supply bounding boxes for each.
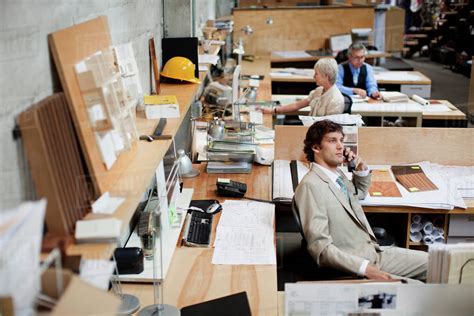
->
[262,58,344,116]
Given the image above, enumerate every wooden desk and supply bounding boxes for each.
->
[274,126,474,249]
[271,94,466,126]
[122,163,278,315]
[270,68,432,98]
[270,50,392,68]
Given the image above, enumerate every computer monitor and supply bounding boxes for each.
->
[329,33,352,56]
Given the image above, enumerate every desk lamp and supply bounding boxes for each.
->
[233,25,254,65]
[177,149,200,178]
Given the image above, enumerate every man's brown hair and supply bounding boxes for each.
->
[303,120,344,162]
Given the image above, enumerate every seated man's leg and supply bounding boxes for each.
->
[378,247,428,281]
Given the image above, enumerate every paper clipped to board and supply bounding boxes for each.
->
[144,95,180,119]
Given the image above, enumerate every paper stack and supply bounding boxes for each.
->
[380,91,410,103]
[75,218,122,243]
[427,243,474,284]
[144,95,180,119]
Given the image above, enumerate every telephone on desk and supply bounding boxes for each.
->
[216,178,247,198]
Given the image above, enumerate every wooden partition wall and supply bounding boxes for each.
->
[274,126,474,166]
[233,6,374,56]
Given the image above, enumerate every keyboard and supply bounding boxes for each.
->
[182,211,213,247]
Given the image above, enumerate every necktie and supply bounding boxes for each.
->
[353,69,359,86]
[336,176,349,198]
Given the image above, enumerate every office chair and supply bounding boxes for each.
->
[341,92,353,114]
[289,198,353,280]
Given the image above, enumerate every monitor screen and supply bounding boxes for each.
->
[329,33,352,55]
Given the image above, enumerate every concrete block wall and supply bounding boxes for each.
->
[0,0,163,210]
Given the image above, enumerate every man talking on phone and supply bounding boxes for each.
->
[293,120,427,281]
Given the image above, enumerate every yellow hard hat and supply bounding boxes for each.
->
[161,56,201,84]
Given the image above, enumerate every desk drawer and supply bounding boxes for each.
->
[448,214,474,237]
[400,84,431,98]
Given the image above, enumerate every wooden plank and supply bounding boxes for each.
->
[18,94,91,235]
[49,16,138,196]
[233,7,374,56]
[384,7,405,52]
[66,72,205,259]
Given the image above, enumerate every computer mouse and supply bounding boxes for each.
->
[206,203,222,214]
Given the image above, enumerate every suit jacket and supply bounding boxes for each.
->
[293,164,381,275]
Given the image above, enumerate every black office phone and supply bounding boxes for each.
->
[216,178,247,198]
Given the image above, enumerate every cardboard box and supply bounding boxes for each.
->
[41,269,120,315]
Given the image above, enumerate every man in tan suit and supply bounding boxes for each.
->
[293,120,427,280]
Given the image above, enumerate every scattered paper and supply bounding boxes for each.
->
[92,192,125,214]
[75,218,122,243]
[198,54,220,65]
[374,71,424,81]
[299,113,365,126]
[362,162,466,210]
[212,200,276,265]
[273,50,311,59]
[0,199,46,316]
[80,260,116,291]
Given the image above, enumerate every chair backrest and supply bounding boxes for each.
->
[341,92,352,114]
[291,198,306,242]
[335,49,349,64]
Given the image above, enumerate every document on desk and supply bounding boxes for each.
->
[362,162,466,210]
[212,200,276,265]
[428,243,474,284]
[273,50,311,59]
[285,283,400,316]
[80,259,116,291]
[422,104,451,112]
[299,113,365,127]
[273,160,294,201]
[286,282,474,316]
[374,71,424,81]
[431,164,474,198]
[198,54,219,65]
[0,199,46,316]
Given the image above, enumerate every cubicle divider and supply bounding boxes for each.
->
[233,6,374,56]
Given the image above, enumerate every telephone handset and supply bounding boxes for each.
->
[344,150,356,173]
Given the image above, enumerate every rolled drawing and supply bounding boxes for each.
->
[432,227,444,238]
[423,221,434,235]
[410,231,423,242]
[412,214,422,224]
[410,222,423,233]
[423,235,434,245]
[412,94,429,106]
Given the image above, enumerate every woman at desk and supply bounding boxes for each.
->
[261,58,344,116]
